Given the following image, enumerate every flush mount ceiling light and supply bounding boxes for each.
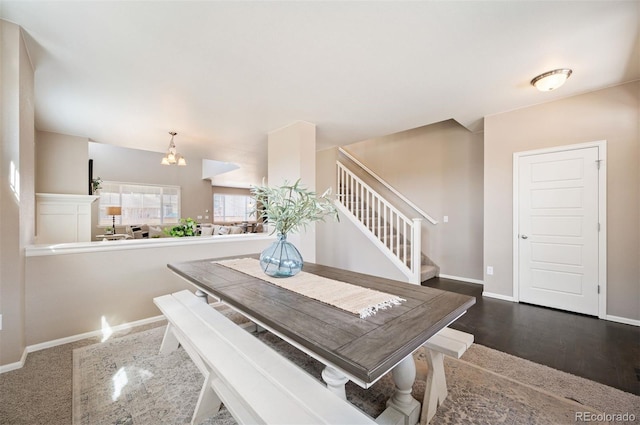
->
[531,68,573,92]
[161,131,187,166]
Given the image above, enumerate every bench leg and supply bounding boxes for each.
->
[321,366,349,400]
[191,373,222,425]
[420,349,448,425]
[194,289,209,304]
[382,356,421,425]
[159,323,180,355]
[239,321,258,333]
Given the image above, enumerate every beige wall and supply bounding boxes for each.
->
[34,136,219,241]
[25,236,272,346]
[342,120,484,281]
[18,30,36,257]
[0,20,35,367]
[267,121,317,262]
[36,131,88,194]
[88,141,214,224]
[212,186,251,196]
[484,81,639,320]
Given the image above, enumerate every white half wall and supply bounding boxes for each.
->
[24,235,273,346]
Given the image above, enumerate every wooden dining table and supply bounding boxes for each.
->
[167,257,475,425]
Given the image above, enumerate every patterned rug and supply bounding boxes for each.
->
[73,325,639,425]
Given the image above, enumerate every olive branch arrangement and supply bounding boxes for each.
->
[251,179,339,236]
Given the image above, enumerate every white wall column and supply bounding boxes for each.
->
[267,121,317,262]
[0,19,35,370]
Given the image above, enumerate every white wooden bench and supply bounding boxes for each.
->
[154,290,379,425]
[420,327,474,424]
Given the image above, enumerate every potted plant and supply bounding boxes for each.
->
[91,177,103,194]
[165,218,198,237]
[251,179,338,277]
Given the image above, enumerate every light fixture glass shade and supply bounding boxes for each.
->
[531,69,572,91]
[161,131,186,166]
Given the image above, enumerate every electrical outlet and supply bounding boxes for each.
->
[0,314,3,330]
[197,215,203,219]
[205,216,209,219]
[487,266,494,276]
[443,215,449,223]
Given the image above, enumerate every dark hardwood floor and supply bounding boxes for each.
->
[422,276,640,396]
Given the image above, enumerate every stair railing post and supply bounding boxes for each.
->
[412,218,423,285]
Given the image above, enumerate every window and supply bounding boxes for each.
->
[99,182,180,226]
[213,194,255,223]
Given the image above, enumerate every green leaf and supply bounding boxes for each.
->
[250,179,339,236]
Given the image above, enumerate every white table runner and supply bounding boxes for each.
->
[216,258,404,319]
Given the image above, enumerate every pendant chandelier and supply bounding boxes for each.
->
[161,131,187,166]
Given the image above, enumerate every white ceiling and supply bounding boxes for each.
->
[2,1,638,186]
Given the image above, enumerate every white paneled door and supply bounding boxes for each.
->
[517,146,600,316]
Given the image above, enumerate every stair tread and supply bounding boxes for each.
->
[420,264,438,282]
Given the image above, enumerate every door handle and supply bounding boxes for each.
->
[521,235,528,239]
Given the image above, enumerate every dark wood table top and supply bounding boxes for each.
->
[168,257,475,385]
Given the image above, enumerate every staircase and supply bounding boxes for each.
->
[336,160,439,284]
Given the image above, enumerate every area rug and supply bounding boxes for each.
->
[73,326,639,425]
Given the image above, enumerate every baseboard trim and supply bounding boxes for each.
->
[438,274,484,285]
[26,315,165,354]
[482,291,517,302]
[476,299,638,325]
[0,348,28,374]
[605,315,640,327]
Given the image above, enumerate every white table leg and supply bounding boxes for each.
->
[379,356,421,425]
[321,366,349,400]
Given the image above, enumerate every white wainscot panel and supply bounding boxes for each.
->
[36,193,98,244]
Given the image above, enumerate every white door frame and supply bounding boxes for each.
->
[513,140,607,319]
